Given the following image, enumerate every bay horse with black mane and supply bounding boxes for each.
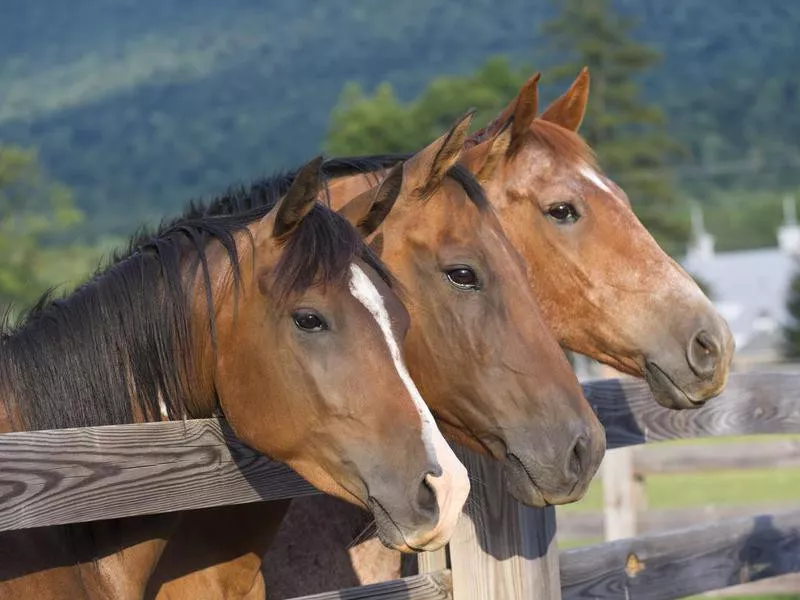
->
[0,159,470,599]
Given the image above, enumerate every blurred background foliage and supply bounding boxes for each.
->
[0,146,113,314]
[2,0,800,307]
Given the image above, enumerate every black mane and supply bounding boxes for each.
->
[1,173,391,432]
[187,154,490,218]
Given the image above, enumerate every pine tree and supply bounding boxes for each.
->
[783,264,800,359]
[541,0,687,253]
[326,58,528,156]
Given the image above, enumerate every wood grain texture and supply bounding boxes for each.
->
[560,509,800,600]
[582,370,800,449]
[448,447,561,600]
[0,418,316,531]
[417,548,447,575]
[632,438,800,475]
[287,570,452,600]
[0,370,798,532]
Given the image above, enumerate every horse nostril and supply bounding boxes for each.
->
[414,472,438,522]
[688,330,720,379]
[696,331,716,355]
[567,434,589,480]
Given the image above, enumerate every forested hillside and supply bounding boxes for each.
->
[2,0,799,237]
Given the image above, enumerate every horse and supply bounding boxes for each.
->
[326,68,734,409]
[144,113,607,599]
[254,68,737,597]
[0,158,470,599]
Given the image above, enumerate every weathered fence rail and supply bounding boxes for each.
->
[1,370,800,599]
[0,419,315,531]
[560,509,800,600]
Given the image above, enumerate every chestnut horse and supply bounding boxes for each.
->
[0,159,470,599]
[256,69,736,597]
[326,69,734,407]
[145,114,606,599]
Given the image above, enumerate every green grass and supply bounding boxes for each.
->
[558,466,800,514]
[559,435,800,514]
[647,469,800,509]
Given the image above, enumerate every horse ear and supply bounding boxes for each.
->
[338,163,404,237]
[461,121,512,184]
[271,155,324,239]
[405,110,474,195]
[510,72,541,146]
[540,67,590,132]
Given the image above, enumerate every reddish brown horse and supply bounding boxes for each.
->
[327,69,733,409]
[146,114,606,599]
[462,69,734,404]
[0,160,470,599]
[257,69,736,597]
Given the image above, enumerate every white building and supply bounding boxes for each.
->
[682,197,800,369]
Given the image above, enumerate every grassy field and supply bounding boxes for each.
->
[555,435,800,598]
[559,465,800,514]
[560,434,800,513]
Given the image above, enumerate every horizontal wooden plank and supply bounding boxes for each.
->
[288,570,451,600]
[632,438,800,475]
[0,418,316,531]
[0,370,798,530]
[582,370,800,449]
[703,572,800,597]
[557,503,797,541]
[560,509,800,600]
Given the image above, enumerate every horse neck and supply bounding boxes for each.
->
[0,254,218,433]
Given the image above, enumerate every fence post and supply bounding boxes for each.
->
[448,447,561,600]
[417,548,447,574]
[586,361,640,542]
[601,446,638,541]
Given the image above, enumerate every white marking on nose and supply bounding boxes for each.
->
[580,165,613,195]
[347,263,469,548]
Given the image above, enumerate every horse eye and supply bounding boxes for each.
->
[547,203,580,223]
[445,267,480,290]
[293,311,328,332]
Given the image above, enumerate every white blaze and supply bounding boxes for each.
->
[347,263,469,548]
[348,264,436,443]
[580,165,614,195]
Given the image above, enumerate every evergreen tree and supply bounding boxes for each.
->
[326,58,528,156]
[541,0,688,253]
[783,264,800,359]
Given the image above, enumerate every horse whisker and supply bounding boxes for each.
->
[348,519,377,550]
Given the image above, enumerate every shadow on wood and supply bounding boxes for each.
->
[448,447,560,600]
[560,509,800,600]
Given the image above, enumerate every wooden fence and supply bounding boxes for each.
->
[2,370,800,599]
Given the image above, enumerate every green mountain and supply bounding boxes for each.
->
[2,0,799,236]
